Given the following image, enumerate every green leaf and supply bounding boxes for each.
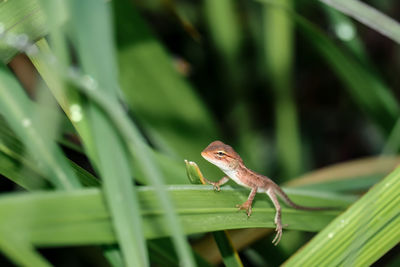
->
[0,0,47,63]
[256,0,399,134]
[30,40,188,185]
[114,1,222,180]
[0,65,81,190]
[0,115,99,189]
[65,66,197,267]
[284,166,400,266]
[204,0,242,61]
[65,0,148,265]
[0,229,51,267]
[262,0,302,179]
[148,238,213,267]
[285,156,400,192]
[0,150,49,190]
[319,0,400,44]
[297,15,399,134]
[213,231,244,267]
[30,5,196,264]
[0,185,354,245]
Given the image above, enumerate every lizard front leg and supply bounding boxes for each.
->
[203,176,229,191]
[266,188,283,245]
[236,187,257,217]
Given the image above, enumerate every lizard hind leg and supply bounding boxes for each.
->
[266,189,283,245]
[236,201,252,216]
[236,187,258,217]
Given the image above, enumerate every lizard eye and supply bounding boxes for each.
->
[216,151,225,156]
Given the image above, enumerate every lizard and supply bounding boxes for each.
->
[201,140,328,245]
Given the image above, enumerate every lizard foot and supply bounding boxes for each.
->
[210,183,221,192]
[272,222,283,246]
[236,201,252,217]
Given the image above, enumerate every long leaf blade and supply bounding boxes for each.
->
[320,0,400,44]
[0,65,81,190]
[66,0,147,265]
[0,185,354,245]
[283,167,400,266]
[0,229,51,267]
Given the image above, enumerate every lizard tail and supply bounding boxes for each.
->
[274,186,332,211]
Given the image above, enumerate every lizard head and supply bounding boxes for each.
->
[201,140,242,171]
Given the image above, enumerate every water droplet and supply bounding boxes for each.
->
[68,66,80,79]
[22,118,31,127]
[339,219,348,228]
[5,33,17,46]
[14,34,28,49]
[335,22,355,41]
[328,233,334,239]
[26,44,38,56]
[46,54,57,65]
[70,104,83,122]
[81,75,97,90]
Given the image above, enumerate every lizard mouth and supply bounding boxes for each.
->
[201,151,211,161]
[201,151,215,162]
[201,151,230,170]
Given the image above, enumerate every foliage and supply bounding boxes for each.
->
[0,0,399,266]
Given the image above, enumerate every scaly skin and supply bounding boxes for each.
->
[201,140,327,245]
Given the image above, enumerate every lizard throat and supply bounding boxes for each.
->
[221,165,249,188]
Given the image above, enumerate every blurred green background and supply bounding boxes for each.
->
[0,0,399,266]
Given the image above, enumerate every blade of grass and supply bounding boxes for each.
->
[53,0,197,266]
[102,245,124,267]
[193,228,273,265]
[283,166,400,266]
[7,0,149,264]
[0,65,81,190]
[296,10,399,134]
[0,150,48,190]
[30,39,188,185]
[381,117,400,155]
[28,38,99,161]
[0,185,354,245]
[284,156,400,192]
[114,1,222,180]
[262,0,302,179]
[0,0,47,63]
[256,0,399,134]
[148,238,213,267]
[0,116,99,189]
[65,63,196,267]
[148,239,181,267]
[213,231,244,267]
[30,0,104,187]
[86,112,147,267]
[65,0,148,265]
[319,0,400,44]
[203,0,266,173]
[27,27,199,265]
[30,33,195,265]
[0,229,51,267]
[322,4,371,65]
[204,0,241,63]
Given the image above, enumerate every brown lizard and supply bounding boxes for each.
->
[201,140,327,245]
